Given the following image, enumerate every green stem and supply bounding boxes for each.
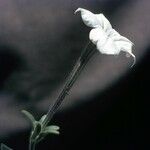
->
[29,140,36,150]
[42,41,96,127]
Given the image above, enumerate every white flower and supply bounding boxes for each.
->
[75,8,136,66]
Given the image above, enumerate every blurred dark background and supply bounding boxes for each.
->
[0,0,149,149]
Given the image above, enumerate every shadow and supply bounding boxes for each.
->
[0,45,23,89]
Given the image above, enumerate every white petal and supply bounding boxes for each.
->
[110,30,132,43]
[115,38,136,66]
[108,29,135,64]
[115,39,133,53]
[96,37,120,55]
[75,8,100,28]
[89,28,107,44]
[75,8,112,31]
[128,52,136,67]
[95,14,112,32]
[89,28,120,55]
[107,29,120,39]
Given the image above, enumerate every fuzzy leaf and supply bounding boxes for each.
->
[22,110,36,127]
[42,125,60,135]
[39,115,46,123]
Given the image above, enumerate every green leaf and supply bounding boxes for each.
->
[42,125,60,135]
[22,110,36,127]
[39,115,46,123]
[1,144,12,150]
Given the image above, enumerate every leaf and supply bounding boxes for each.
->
[42,125,60,135]
[1,144,12,150]
[22,110,36,127]
[39,115,46,123]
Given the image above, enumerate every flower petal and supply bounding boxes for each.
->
[115,39,133,53]
[97,38,120,55]
[75,8,112,31]
[110,29,132,44]
[115,38,136,67]
[75,8,102,28]
[95,14,112,32]
[108,29,135,66]
[89,27,107,44]
[107,29,120,39]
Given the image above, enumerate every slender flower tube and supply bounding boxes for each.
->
[75,8,136,67]
[42,41,95,127]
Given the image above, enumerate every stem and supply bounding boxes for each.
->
[29,140,36,150]
[42,41,96,127]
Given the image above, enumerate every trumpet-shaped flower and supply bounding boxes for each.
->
[75,8,136,66]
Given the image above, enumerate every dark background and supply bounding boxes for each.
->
[0,0,149,149]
